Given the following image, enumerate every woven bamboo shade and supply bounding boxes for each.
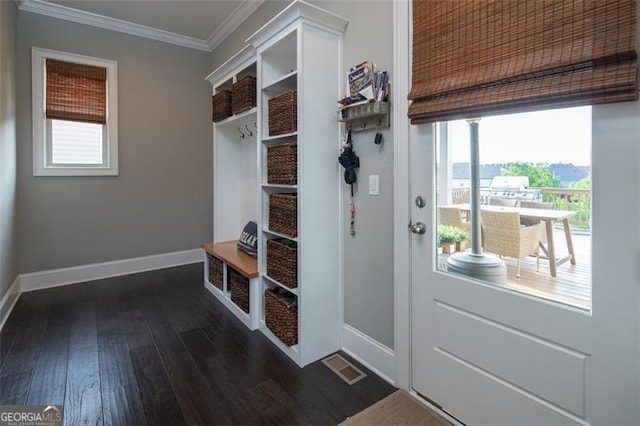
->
[46,59,107,124]
[408,0,638,124]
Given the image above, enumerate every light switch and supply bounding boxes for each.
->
[369,174,380,196]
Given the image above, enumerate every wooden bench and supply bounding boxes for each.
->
[202,240,258,279]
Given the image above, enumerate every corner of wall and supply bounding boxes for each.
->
[0,0,20,307]
[0,276,21,331]
[342,323,396,385]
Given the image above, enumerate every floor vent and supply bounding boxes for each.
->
[322,353,367,385]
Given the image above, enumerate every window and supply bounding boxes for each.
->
[32,47,118,176]
[435,106,592,310]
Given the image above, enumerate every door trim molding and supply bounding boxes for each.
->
[342,323,395,385]
[392,0,411,391]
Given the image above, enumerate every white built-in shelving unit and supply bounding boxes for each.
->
[203,0,347,367]
[203,46,260,331]
[248,0,348,367]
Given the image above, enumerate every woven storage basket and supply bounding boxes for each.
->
[267,143,297,185]
[269,193,297,237]
[267,239,298,289]
[232,76,257,115]
[212,91,232,122]
[265,288,298,346]
[268,90,297,136]
[207,254,223,290]
[229,267,250,314]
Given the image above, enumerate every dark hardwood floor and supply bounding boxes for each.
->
[0,263,395,425]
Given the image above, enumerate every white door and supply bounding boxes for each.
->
[410,102,640,425]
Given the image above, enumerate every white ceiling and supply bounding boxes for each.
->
[16,0,266,51]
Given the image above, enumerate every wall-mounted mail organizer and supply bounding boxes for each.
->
[337,101,390,132]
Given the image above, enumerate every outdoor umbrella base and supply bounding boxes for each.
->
[447,252,507,285]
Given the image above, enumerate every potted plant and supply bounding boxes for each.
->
[454,227,469,252]
[437,225,458,254]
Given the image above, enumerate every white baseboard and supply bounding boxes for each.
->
[0,276,21,331]
[20,248,203,292]
[342,323,396,385]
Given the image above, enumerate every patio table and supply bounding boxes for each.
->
[447,204,577,277]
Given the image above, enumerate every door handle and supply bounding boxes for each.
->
[411,222,426,234]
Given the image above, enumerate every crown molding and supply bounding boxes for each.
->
[205,44,256,84]
[247,0,348,48]
[17,0,211,51]
[207,0,265,52]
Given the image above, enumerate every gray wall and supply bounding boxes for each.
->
[210,1,290,70]
[17,12,213,273]
[211,0,395,348]
[0,0,18,301]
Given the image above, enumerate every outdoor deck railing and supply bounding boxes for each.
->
[540,188,591,229]
[450,187,591,230]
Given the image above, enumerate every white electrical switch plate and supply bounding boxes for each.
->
[369,175,380,196]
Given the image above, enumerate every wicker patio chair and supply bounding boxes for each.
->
[438,206,471,236]
[520,200,554,245]
[481,210,544,278]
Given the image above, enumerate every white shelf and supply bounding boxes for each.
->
[262,131,298,142]
[263,70,297,94]
[257,30,297,89]
[262,228,298,242]
[262,274,299,296]
[261,183,298,190]
[214,107,257,128]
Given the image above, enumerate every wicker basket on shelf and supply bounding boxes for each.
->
[232,76,257,115]
[267,143,297,185]
[207,254,223,290]
[212,91,232,122]
[264,288,298,346]
[267,239,298,289]
[268,90,297,136]
[269,193,297,237]
[228,267,250,314]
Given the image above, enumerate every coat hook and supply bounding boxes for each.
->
[254,122,258,131]
[245,124,253,137]
[238,127,245,139]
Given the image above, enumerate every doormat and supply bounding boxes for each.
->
[339,389,450,425]
[321,353,366,385]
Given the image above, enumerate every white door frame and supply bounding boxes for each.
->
[392,0,412,391]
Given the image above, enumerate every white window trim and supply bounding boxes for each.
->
[32,47,118,176]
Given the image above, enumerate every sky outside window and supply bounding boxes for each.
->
[449,106,591,166]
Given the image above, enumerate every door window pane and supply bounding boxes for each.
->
[436,107,592,310]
